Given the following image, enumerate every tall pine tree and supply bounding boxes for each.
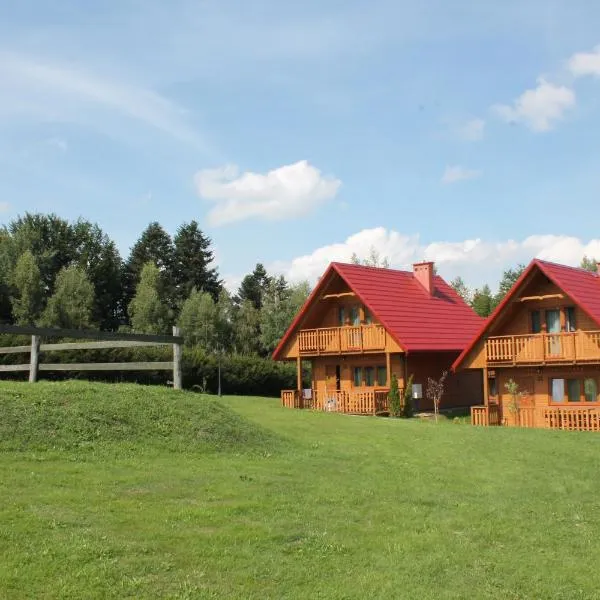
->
[493,264,526,309]
[237,263,270,310]
[173,221,222,305]
[123,222,174,313]
[471,285,494,318]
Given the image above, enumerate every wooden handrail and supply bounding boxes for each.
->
[486,330,600,364]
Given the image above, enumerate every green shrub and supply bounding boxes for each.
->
[402,374,414,418]
[388,374,402,417]
[0,341,297,397]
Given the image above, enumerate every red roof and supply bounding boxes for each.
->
[453,259,600,370]
[272,262,484,359]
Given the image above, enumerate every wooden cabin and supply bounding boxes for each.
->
[273,261,484,415]
[454,259,600,431]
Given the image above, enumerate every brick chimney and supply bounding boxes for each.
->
[413,261,435,295]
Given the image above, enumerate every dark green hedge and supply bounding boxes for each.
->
[0,337,298,397]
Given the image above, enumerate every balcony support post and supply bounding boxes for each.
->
[483,367,489,408]
[386,352,391,388]
[296,355,303,409]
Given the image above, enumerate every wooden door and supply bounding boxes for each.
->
[546,310,561,356]
[325,365,340,391]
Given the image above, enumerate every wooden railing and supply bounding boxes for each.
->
[471,404,501,426]
[298,325,386,355]
[543,407,600,431]
[486,331,600,365]
[0,324,183,388]
[281,388,390,415]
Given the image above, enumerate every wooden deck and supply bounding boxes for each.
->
[486,330,600,366]
[298,325,386,355]
[281,388,390,415]
[471,405,600,431]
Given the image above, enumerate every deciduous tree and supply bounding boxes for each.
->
[41,265,95,329]
[11,251,44,325]
[128,262,171,334]
[450,276,471,304]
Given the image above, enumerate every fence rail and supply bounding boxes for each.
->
[281,388,391,415]
[0,325,183,388]
[471,404,501,426]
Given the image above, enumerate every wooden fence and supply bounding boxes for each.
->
[0,324,184,389]
[281,388,391,415]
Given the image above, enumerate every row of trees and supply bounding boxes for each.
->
[450,256,598,318]
[0,214,309,357]
[3,213,597,343]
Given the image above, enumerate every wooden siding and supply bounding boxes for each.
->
[406,352,483,410]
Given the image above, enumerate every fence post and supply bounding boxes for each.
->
[172,326,183,390]
[29,335,40,383]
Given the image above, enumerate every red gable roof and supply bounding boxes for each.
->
[452,259,600,371]
[272,262,484,359]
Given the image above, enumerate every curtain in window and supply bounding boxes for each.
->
[551,378,564,403]
[584,378,598,402]
[353,367,362,387]
[376,366,387,387]
[365,367,375,386]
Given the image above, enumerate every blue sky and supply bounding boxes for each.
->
[2,0,600,290]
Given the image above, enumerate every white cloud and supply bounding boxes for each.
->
[458,118,485,141]
[0,52,208,150]
[195,160,341,226]
[568,45,600,78]
[252,227,600,292]
[493,78,575,132]
[45,137,68,152]
[0,202,11,213]
[441,165,481,184]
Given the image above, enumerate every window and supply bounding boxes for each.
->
[550,378,600,403]
[365,367,375,386]
[585,379,598,402]
[531,310,541,334]
[364,308,373,325]
[353,367,363,387]
[551,378,564,403]
[338,307,346,326]
[376,366,387,386]
[566,307,576,332]
[567,379,580,402]
[350,306,360,326]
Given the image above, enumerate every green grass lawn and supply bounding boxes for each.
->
[2,382,600,599]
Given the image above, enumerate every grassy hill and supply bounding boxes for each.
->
[2,381,600,599]
[0,381,277,454]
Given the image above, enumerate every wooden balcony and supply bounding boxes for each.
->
[281,388,391,415]
[298,325,386,355]
[485,331,600,366]
[471,404,600,431]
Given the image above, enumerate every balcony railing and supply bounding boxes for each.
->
[485,331,600,365]
[281,388,391,415]
[298,325,386,355]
